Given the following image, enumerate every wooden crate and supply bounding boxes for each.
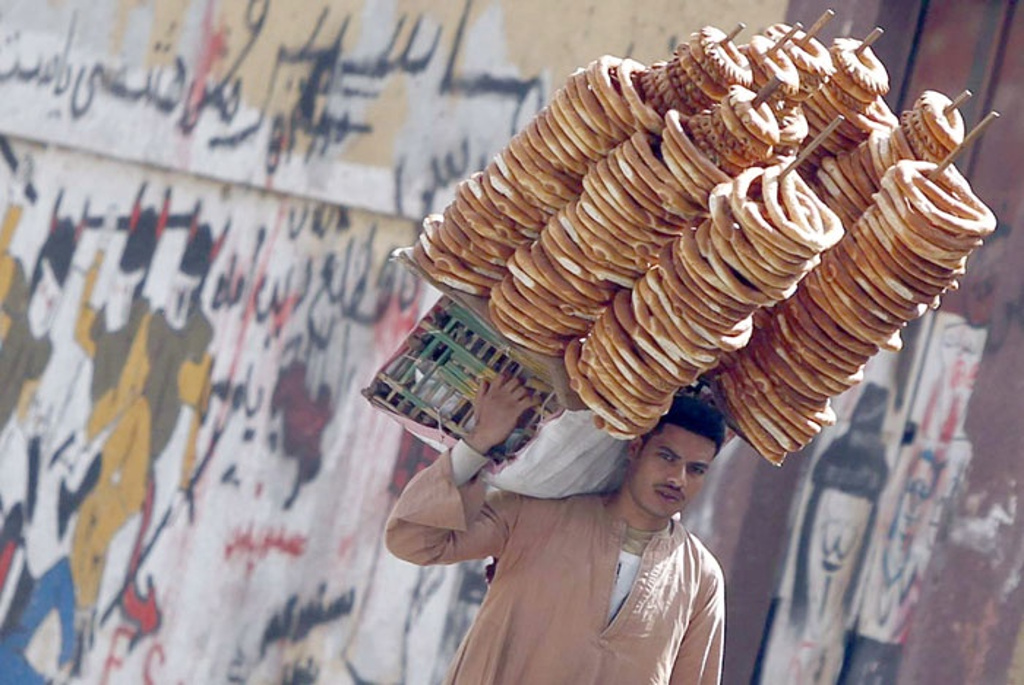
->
[363,295,563,459]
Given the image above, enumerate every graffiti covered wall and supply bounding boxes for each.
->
[0,0,782,220]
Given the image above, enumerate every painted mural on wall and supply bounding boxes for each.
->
[0,133,486,683]
[0,0,782,220]
[755,313,989,684]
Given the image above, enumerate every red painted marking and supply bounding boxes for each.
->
[143,643,166,685]
[100,626,135,685]
[223,525,307,575]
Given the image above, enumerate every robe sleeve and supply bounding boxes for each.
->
[670,557,725,685]
[385,441,523,566]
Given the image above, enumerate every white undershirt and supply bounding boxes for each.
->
[609,550,642,623]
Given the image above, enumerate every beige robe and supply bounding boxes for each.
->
[386,447,725,685]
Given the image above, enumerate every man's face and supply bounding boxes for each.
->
[621,424,717,529]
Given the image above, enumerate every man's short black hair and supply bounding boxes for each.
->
[650,393,727,454]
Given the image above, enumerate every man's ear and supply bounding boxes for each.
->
[627,436,644,461]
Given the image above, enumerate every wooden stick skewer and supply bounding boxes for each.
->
[722,23,746,43]
[799,9,836,47]
[854,27,884,56]
[766,22,803,58]
[752,76,783,108]
[930,110,1000,177]
[781,116,845,179]
[944,89,973,115]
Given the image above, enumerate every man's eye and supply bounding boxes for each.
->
[688,465,707,476]
[660,452,678,462]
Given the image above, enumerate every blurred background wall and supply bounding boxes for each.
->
[0,0,1020,683]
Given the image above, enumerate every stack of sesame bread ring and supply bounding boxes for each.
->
[716,159,996,462]
[399,14,999,466]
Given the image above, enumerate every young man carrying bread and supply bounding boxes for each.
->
[386,374,727,684]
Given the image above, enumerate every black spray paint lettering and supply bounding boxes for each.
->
[260,585,355,657]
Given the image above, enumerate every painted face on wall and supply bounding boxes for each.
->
[166,269,202,330]
[620,424,717,530]
[28,259,62,337]
[104,268,145,331]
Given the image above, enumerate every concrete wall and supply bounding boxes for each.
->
[0,1,790,683]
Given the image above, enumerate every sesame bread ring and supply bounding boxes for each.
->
[535,109,592,171]
[832,239,931,319]
[801,272,896,348]
[830,37,889,99]
[431,216,508,278]
[630,293,705,383]
[629,134,706,220]
[606,144,684,222]
[689,26,753,89]
[566,338,654,437]
[584,361,669,426]
[585,157,660,227]
[585,327,677,404]
[613,289,695,383]
[662,109,731,196]
[507,135,583,199]
[414,239,496,295]
[915,90,964,158]
[546,96,609,162]
[776,105,809,150]
[762,23,834,98]
[565,70,630,141]
[718,369,803,456]
[573,198,648,268]
[584,334,669,405]
[836,146,879,205]
[761,164,845,252]
[566,202,647,275]
[617,58,665,133]
[717,376,789,462]
[718,85,781,154]
[457,175,523,243]
[644,263,740,340]
[512,243,595,317]
[729,167,820,261]
[805,266,897,340]
[773,305,869,376]
[885,160,996,237]
[479,171,547,233]
[656,256,753,334]
[786,291,878,363]
[527,115,589,176]
[555,70,620,142]
[444,207,514,265]
[669,239,755,320]
[743,34,801,101]
[732,350,832,440]
[586,56,637,132]
[634,275,721,365]
[708,188,801,297]
[494,150,565,214]
[592,303,680,394]
[695,221,773,307]
[488,289,569,355]
[503,274,591,337]
[875,183,983,259]
[532,238,614,308]
[675,48,728,111]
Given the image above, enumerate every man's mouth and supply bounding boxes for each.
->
[655,486,683,505]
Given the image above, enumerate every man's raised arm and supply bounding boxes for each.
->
[384,373,537,566]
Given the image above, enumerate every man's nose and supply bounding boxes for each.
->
[666,467,687,488]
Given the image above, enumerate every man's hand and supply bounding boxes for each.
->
[464,373,537,455]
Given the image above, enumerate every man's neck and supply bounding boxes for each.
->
[605,492,672,532]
